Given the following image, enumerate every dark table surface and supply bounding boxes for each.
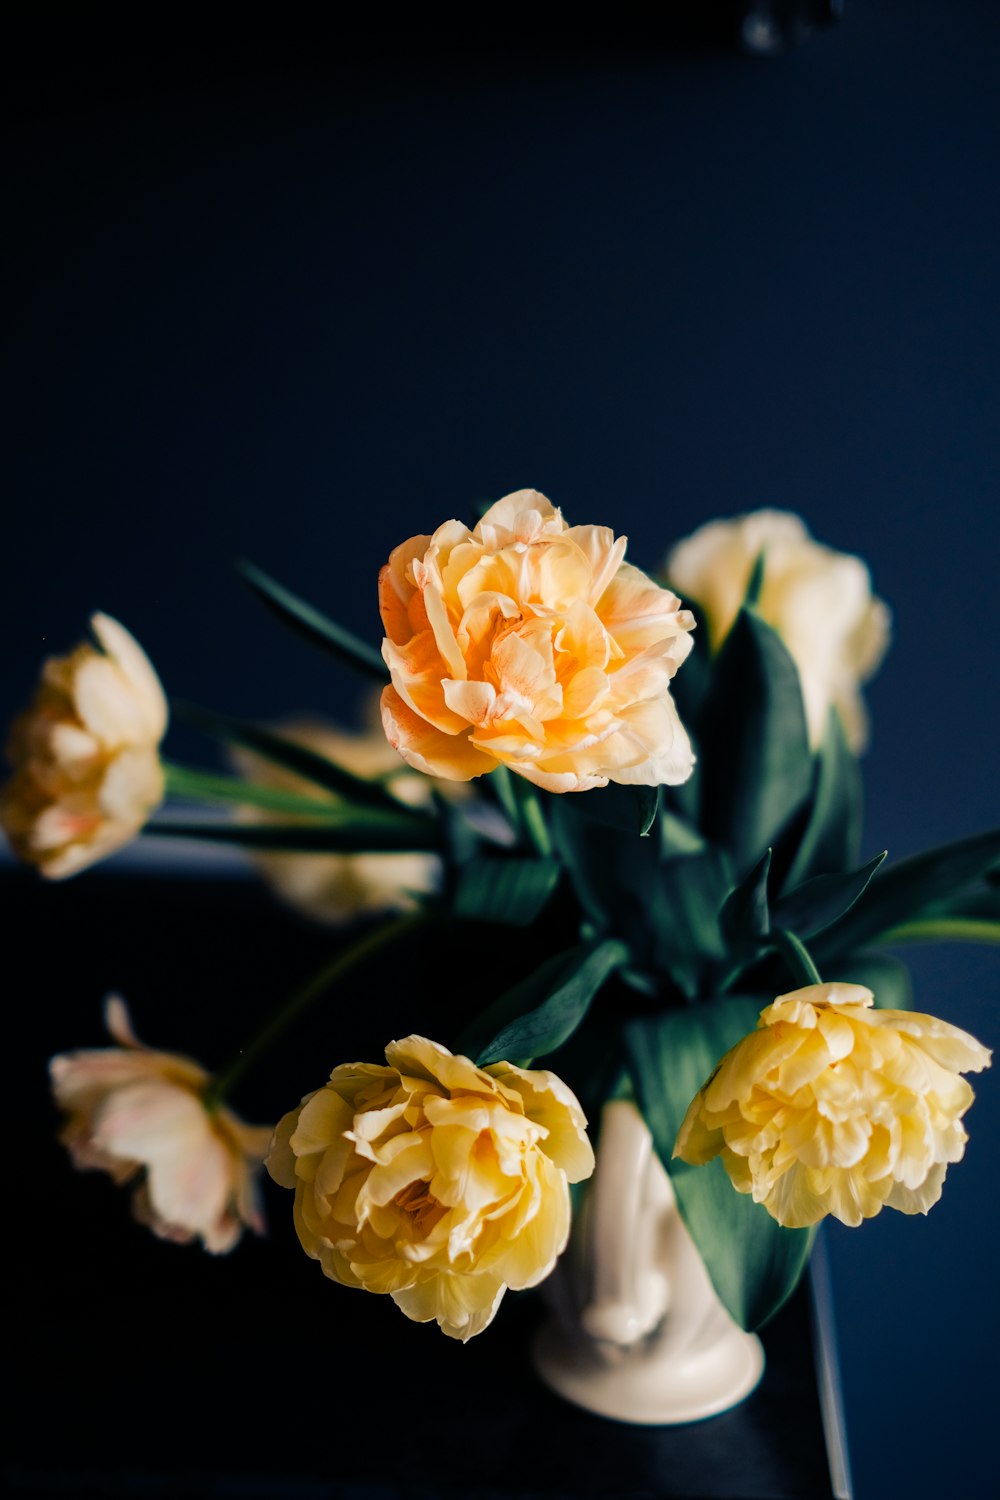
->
[5,869,844,1500]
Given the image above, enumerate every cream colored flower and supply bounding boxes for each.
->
[665,511,890,749]
[379,489,696,792]
[1,613,167,877]
[50,996,272,1253]
[230,716,441,925]
[674,983,991,1229]
[267,1035,595,1340]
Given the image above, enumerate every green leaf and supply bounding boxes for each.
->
[549,798,662,943]
[172,701,408,817]
[873,882,1000,945]
[625,998,813,1331]
[453,857,561,926]
[652,848,733,996]
[877,917,1000,946]
[659,809,707,858]
[235,557,389,682]
[773,850,887,940]
[743,549,766,609]
[781,708,862,889]
[699,608,813,874]
[163,763,352,819]
[719,849,772,950]
[470,939,629,1067]
[145,813,441,854]
[924,885,1000,922]
[813,828,1000,959]
[574,782,662,838]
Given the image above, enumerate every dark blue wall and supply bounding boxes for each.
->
[3,5,997,1496]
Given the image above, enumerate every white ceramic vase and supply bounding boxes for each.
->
[532,1099,765,1424]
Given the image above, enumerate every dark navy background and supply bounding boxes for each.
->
[3,5,998,1497]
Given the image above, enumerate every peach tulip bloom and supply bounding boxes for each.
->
[379,490,696,792]
[666,510,890,750]
[50,996,272,1254]
[229,716,442,925]
[2,613,167,876]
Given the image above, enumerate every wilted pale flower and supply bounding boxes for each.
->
[674,983,991,1229]
[50,996,272,1253]
[1,613,167,877]
[230,716,441,925]
[379,489,696,792]
[267,1035,595,1340]
[665,510,890,749]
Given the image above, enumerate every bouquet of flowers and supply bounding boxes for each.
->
[5,490,995,1347]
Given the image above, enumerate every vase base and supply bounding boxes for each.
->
[531,1316,765,1426]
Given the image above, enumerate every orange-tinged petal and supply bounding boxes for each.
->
[375,493,696,796]
[380,685,494,781]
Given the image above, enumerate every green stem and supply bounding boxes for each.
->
[877,917,1000,946]
[484,764,552,856]
[770,928,823,987]
[164,761,343,819]
[518,791,553,858]
[204,910,428,1107]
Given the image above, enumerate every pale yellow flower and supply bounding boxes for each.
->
[230,716,441,925]
[267,1035,595,1340]
[665,511,890,749]
[50,996,272,1254]
[1,613,167,877]
[674,983,991,1228]
[379,489,696,792]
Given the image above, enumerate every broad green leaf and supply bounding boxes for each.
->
[549,799,663,945]
[923,885,1000,922]
[773,850,887,940]
[719,849,772,950]
[145,813,441,854]
[781,709,862,888]
[173,701,409,816]
[668,753,703,826]
[625,998,813,1331]
[652,848,733,993]
[470,939,629,1067]
[699,608,812,874]
[236,557,388,681]
[455,948,576,1062]
[573,782,662,838]
[813,828,1000,960]
[453,856,561,926]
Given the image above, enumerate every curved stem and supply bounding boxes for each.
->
[204,910,428,1108]
[770,928,823,988]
